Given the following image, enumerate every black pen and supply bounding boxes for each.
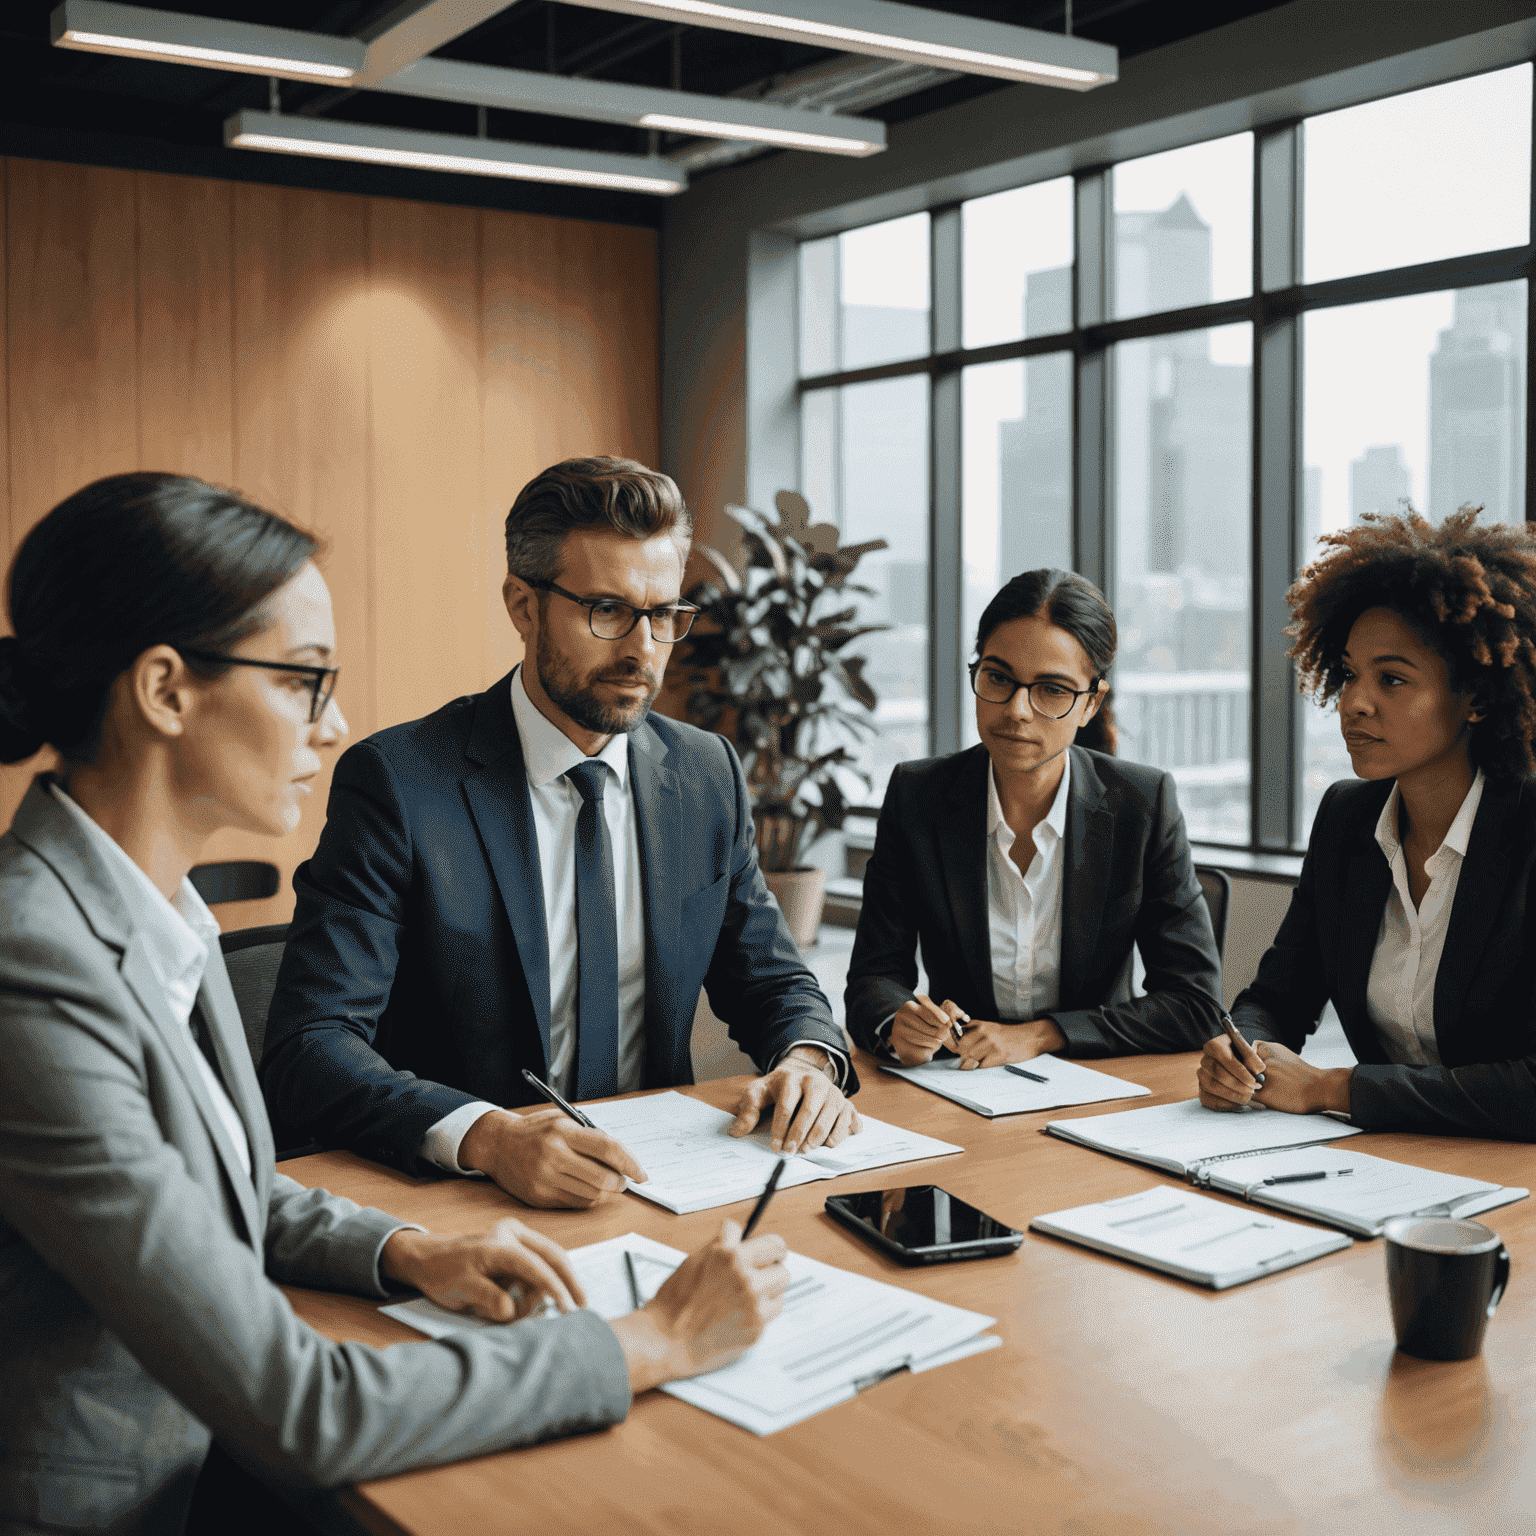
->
[1219,1012,1265,1088]
[624,1250,642,1309]
[1263,1169,1354,1185]
[1004,1064,1049,1084]
[520,1067,596,1129]
[741,1158,787,1240]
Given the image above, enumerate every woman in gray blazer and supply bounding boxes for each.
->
[0,473,789,1536]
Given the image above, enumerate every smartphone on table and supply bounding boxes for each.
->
[824,1185,1023,1266]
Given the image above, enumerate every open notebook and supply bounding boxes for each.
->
[1193,1144,1529,1237]
[1046,1098,1362,1177]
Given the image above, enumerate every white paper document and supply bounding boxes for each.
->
[1030,1186,1352,1289]
[383,1232,999,1435]
[580,1091,962,1214]
[881,1055,1150,1117]
[1045,1097,1362,1175]
[1196,1144,1530,1237]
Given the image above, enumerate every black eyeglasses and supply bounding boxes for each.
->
[526,578,701,643]
[968,661,1099,719]
[180,649,340,724]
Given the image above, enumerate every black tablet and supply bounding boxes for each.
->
[824,1186,1024,1266]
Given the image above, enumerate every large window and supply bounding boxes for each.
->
[797,62,1534,851]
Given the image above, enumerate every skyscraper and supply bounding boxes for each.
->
[1350,444,1411,523]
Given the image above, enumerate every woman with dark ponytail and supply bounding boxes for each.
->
[0,473,788,1535]
[845,567,1223,1069]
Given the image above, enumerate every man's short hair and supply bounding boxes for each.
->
[504,456,692,582]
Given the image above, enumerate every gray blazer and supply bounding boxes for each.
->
[0,778,631,1536]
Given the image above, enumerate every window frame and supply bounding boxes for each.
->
[794,65,1536,853]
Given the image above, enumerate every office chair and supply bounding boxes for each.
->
[218,923,315,1160]
[1193,864,1231,960]
[189,860,280,905]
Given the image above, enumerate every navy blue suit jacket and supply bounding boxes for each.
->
[261,673,852,1175]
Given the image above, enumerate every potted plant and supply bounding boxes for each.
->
[682,491,888,948]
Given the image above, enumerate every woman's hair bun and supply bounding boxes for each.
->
[0,634,47,764]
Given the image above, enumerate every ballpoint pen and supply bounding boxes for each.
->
[1219,1012,1265,1089]
[1004,1063,1049,1083]
[1263,1169,1355,1185]
[947,1004,971,1045]
[520,1067,597,1129]
[741,1158,787,1240]
[624,1250,642,1309]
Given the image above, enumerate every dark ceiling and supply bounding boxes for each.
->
[0,1,1295,224]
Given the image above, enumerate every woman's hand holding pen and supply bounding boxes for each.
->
[380,1218,588,1323]
[1197,1034,1354,1116]
[952,1017,1066,1070]
[608,1221,791,1393]
[890,993,969,1064]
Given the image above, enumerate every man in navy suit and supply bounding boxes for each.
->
[262,457,859,1207]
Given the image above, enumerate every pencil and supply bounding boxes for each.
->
[741,1158,787,1240]
[520,1067,597,1129]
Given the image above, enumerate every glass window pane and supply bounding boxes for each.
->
[798,213,930,377]
[1299,281,1527,835]
[1113,324,1252,843]
[961,355,1073,746]
[961,177,1074,350]
[1112,134,1252,321]
[800,375,930,801]
[1303,65,1532,284]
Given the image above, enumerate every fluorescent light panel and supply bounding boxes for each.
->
[225,112,687,195]
[52,1,363,81]
[383,58,885,156]
[565,0,1117,88]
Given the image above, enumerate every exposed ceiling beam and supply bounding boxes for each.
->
[225,109,687,193]
[557,0,1118,89]
[381,56,887,154]
[354,1,515,86]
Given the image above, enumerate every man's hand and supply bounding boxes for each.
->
[458,1107,648,1209]
[380,1217,587,1322]
[606,1220,791,1393]
[953,1017,1066,1070]
[1197,1037,1353,1116]
[727,1046,861,1153]
[890,993,965,1065]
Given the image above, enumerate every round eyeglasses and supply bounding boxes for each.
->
[179,649,340,724]
[968,661,1099,719]
[526,578,701,642]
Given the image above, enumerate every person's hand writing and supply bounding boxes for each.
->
[1195,1031,1267,1110]
[728,1047,861,1153]
[1247,1041,1353,1117]
[458,1107,647,1209]
[953,1017,1066,1070]
[889,993,964,1065]
[379,1217,587,1322]
[607,1221,791,1392]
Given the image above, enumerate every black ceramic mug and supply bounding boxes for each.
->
[1383,1216,1511,1362]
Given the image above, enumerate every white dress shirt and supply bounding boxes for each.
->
[1365,769,1485,1067]
[50,783,252,1177]
[986,753,1070,1020]
[420,665,647,1172]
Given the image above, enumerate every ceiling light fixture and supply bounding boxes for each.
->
[382,58,885,156]
[51,0,363,82]
[563,0,1117,89]
[224,111,688,196]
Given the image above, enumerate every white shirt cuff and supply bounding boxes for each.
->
[419,1100,501,1176]
[770,1041,851,1090]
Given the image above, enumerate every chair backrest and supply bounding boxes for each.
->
[218,923,290,1071]
[1193,864,1231,960]
[190,861,280,905]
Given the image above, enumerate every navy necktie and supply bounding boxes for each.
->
[566,760,619,1101]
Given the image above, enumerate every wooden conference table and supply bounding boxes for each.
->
[282,1049,1536,1536]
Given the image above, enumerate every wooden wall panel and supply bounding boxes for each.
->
[368,198,488,729]
[2,160,139,828]
[3,158,660,928]
[136,172,234,482]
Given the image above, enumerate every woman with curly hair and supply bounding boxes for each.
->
[1199,506,1536,1139]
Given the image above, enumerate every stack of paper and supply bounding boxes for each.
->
[581,1091,962,1214]
[1030,1186,1352,1289]
[881,1055,1150,1117]
[383,1231,1000,1434]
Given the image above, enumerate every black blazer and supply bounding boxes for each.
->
[1233,775,1536,1140]
[845,745,1224,1058]
[261,672,853,1175]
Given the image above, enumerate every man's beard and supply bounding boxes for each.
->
[536,630,660,735]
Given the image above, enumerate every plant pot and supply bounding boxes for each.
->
[763,866,828,951]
